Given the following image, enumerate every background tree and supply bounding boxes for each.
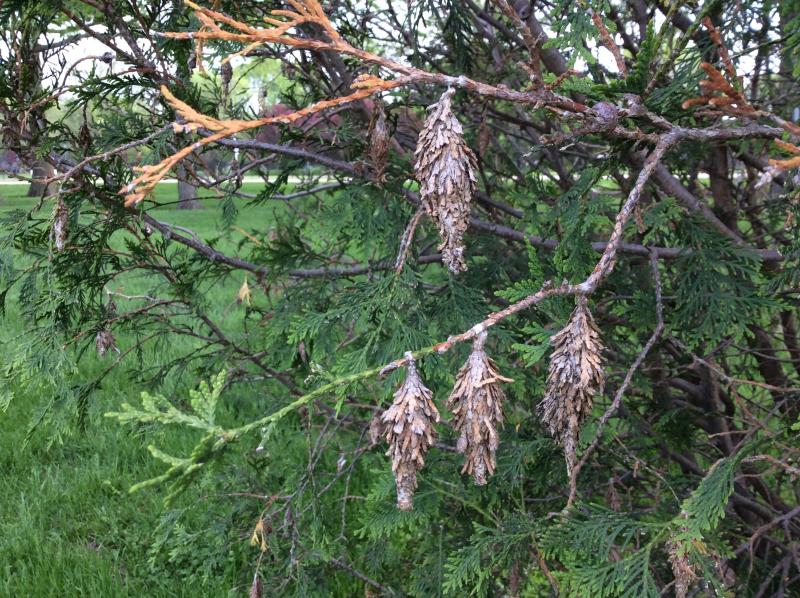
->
[0,4,60,197]
[1,0,800,595]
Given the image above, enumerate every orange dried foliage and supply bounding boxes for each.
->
[769,140,800,173]
[121,75,403,206]
[589,10,627,77]
[168,0,346,58]
[770,155,800,171]
[701,17,736,79]
[121,0,410,207]
[775,140,800,156]
[681,62,754,115]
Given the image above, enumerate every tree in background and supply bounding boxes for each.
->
[0,5,60,196]
[1,0,800,595]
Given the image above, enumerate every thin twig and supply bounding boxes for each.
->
[669,336,800,393]
[394,208,425,274]
[49,125,171,184]
[327,556,395,595]
[742,455,800,477]
[491,0,543,85]
[586,6,627,77]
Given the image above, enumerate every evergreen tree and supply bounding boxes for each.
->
[1,0,799,595]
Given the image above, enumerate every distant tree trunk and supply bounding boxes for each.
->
[779,5,798,118]
[176,162,200,209]
[27,159,56,197]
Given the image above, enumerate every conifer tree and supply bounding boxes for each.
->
[1,0,800,595]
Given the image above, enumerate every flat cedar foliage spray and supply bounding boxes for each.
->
[1,0,800,596]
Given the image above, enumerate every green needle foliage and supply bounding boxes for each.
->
[1,0,799,596]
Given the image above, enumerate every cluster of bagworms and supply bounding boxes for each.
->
[50,89,605,509]
[374,92,606,509]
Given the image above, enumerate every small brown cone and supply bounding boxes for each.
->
[381,353,440,511]
[52,197,68,252]
[413,89,477,274]
[368,104,390,183]
[447,331,512,485]
[537,298,604,476]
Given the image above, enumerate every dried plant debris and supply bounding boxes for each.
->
[413,88,477,274]
[52,198,69,252]
[368,103,390,183]
[249,575,263,598]
[220,61,233,103]
[237,276,252,306]
[537,298,604,475]
[606,477,622,512]
[381,353,440,511]
[476,118,491,158]
[447,331,512,485]
[95,329,117,357]
[666,536,697,598]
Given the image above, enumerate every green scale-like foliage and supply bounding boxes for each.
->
[0,0,798,596]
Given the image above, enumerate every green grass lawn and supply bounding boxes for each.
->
[0,183,279,596]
